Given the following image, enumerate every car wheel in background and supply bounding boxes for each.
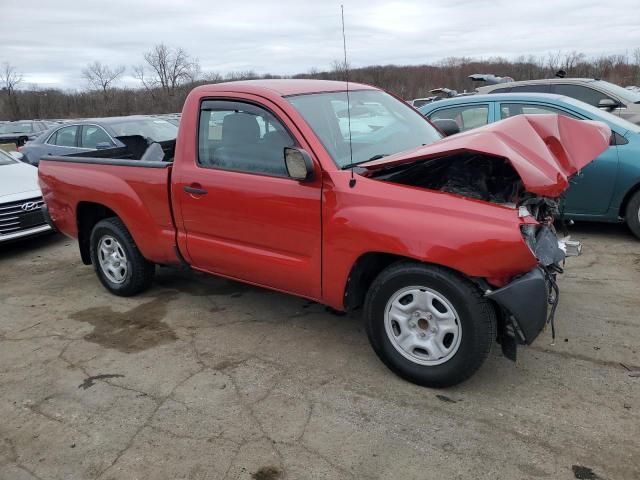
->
[89,217,155,296]
[364,262,496,388]
[625,191,640,239]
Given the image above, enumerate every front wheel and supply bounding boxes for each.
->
[364,262,495,388]
[89,217,155,296]
[625,190,640,239]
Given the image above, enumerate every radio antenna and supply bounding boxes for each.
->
[341,5,356,188]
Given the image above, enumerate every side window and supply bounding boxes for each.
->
[48,126,79,147]
[552,84,613,107]
[198,101,295,176]
[429,105,489,132]
[510,84,551,93]
[81,125,112,148]
[500,103,579,119]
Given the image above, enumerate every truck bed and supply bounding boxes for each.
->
[38,142,179,266]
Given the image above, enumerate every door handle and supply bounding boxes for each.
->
[183,185,208,195]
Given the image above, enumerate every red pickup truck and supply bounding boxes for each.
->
[39,80,610,387]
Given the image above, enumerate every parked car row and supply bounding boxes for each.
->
[409,76,640,125]
[0,120,55,150]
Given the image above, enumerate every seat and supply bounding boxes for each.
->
[214,113,287,175]
[58,131,75,147]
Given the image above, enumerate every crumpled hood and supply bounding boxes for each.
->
[361,114,611,197]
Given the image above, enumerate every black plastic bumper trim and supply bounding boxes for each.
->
[486,267,548,345]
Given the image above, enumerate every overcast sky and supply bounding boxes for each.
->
[1,0,639,90]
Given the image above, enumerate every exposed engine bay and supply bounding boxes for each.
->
[372,153,525,205]
[371,153,580,356]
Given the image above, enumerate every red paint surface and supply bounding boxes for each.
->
[39,80,606,309]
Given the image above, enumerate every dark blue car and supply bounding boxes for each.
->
[20,116,178,165]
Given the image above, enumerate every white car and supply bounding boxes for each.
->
[0,149,52,242]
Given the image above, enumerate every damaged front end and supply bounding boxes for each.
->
[361,114,611,360]
[487,197,574,360]
[369,153,579,359]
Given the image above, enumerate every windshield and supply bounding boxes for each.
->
[0,122,34,134]
[108,119,178,142]
[564,97,640,134]
[287,90,442,168]
[593,80,640,104]
[0,149,17,165]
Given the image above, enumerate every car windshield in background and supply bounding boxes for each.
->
[0,150,17,165]
[287,90,442,169]
[564,97,640,134]
[108,119,178,142]
[594,80,640,104]
[0,122,34,134]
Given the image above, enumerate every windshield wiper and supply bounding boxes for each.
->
[341,154,389,170]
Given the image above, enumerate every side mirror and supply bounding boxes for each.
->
[95,142,113,150]
[284,147,314,181]
[431,118,461,137]
[598,98,619,110]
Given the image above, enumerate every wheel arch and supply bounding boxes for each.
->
[76,201,118,264]
[619,182,640,219]
[343,252,486,312]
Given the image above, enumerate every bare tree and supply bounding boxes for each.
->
[134,44,200,95]
[1,63,23,119]
[330,59,350,81]
[82,61,125,93]
[561,51,586,72]
[1,62,22,94]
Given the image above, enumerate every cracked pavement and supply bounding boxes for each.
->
[0,223,638,480]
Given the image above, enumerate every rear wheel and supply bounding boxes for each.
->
[90,217,155,296]
[364,262,495,387]
[625,190,640,239]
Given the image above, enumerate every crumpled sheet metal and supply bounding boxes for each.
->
[362,114,611,197]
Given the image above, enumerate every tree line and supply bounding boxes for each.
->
[1,45,640,120]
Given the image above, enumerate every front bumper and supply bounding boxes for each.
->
[0,224,52,243]
[485,267,549,345]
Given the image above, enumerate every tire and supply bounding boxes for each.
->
[625,190,640,239]
[89,217,155,296]
[364,262,495,388]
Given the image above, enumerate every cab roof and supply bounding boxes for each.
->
[191,79,378,97]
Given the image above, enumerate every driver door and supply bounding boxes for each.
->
[174,98,323,299]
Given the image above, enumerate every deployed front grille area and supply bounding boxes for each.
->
[0,197,46,237]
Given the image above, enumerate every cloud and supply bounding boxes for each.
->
[1,0,638,89]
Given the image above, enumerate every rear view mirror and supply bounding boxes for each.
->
[284,147,314,181]
[598,98,619,110]
[431,118,461,137]
[95,142,113,150]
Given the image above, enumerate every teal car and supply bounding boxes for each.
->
[419,93,640,238]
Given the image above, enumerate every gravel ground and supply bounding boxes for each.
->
[0,222,638,480]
